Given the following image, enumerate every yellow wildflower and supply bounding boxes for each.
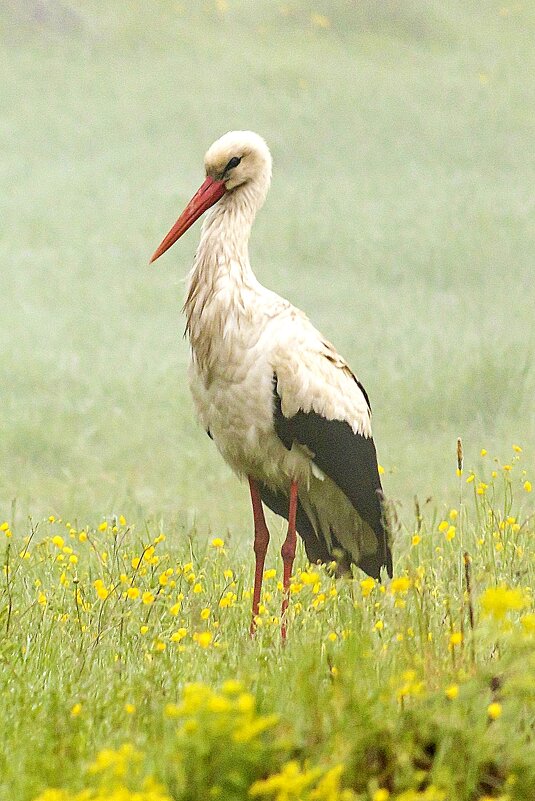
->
[390,576,411,594]
[488,702,502,720]
[373,790,390,801]
[250,760,322,799]
[360,577,375,597]
[524,480,532,492]
[449,631,463,646]
[127,587,140,600]
[94,580,109,601]
[88,743,141,777]
[445,684,459,700]
[211,537,224,548]
[222,679,242,695]
[70,703,82,717]
[194,631,213,648]
[480,586,529,620]
[98,521,108,532]
[520,613,535,633]
[142,591,155,605]
[164,702,180,717]
[300,570,320,585]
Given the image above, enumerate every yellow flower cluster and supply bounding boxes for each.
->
[480,586,529,620]
[250,761,353,801]
[396,670,425,703]
[32,744,171,801]
[165,681,278,745]
[390,576,411,595]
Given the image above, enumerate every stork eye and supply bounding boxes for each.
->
[225,156,241,171]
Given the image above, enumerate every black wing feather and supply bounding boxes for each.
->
[272,373,392,579]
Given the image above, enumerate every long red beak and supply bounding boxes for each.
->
[150,176,226,263]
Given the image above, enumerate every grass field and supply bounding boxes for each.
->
[1,1,535,799]
[1,459,534,800]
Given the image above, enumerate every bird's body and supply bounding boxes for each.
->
[151,131,392,633]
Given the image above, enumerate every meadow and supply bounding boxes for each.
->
[1,1,535,799]
[1,455,534,800]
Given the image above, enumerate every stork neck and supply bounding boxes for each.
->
[198,183,261,268]
[184,184,265,359]
[187,181,266,302]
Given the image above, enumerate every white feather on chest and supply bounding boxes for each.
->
[186,262,308,486]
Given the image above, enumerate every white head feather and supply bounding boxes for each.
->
[204,130,272,202]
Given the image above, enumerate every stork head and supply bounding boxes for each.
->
[150,130,272,263]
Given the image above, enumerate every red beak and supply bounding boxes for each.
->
[150,176,226,263]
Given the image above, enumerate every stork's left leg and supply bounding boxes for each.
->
[280,480,298,639]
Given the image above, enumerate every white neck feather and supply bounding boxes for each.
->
[184,177,269,370]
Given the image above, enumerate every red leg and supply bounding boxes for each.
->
[281,480,298,639]
[248,477,270,636]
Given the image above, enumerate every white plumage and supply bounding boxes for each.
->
[151,131,392,634]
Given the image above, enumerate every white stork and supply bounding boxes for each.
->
[150,131,392,636]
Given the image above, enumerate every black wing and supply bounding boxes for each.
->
[272,373,392,579]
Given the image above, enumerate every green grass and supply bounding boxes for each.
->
[1,461,534,800]
[1,3,535,799]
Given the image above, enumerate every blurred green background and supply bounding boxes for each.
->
[1,0,534,540]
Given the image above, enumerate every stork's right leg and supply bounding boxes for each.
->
[248,477,270,636]
[280,480,298,640]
